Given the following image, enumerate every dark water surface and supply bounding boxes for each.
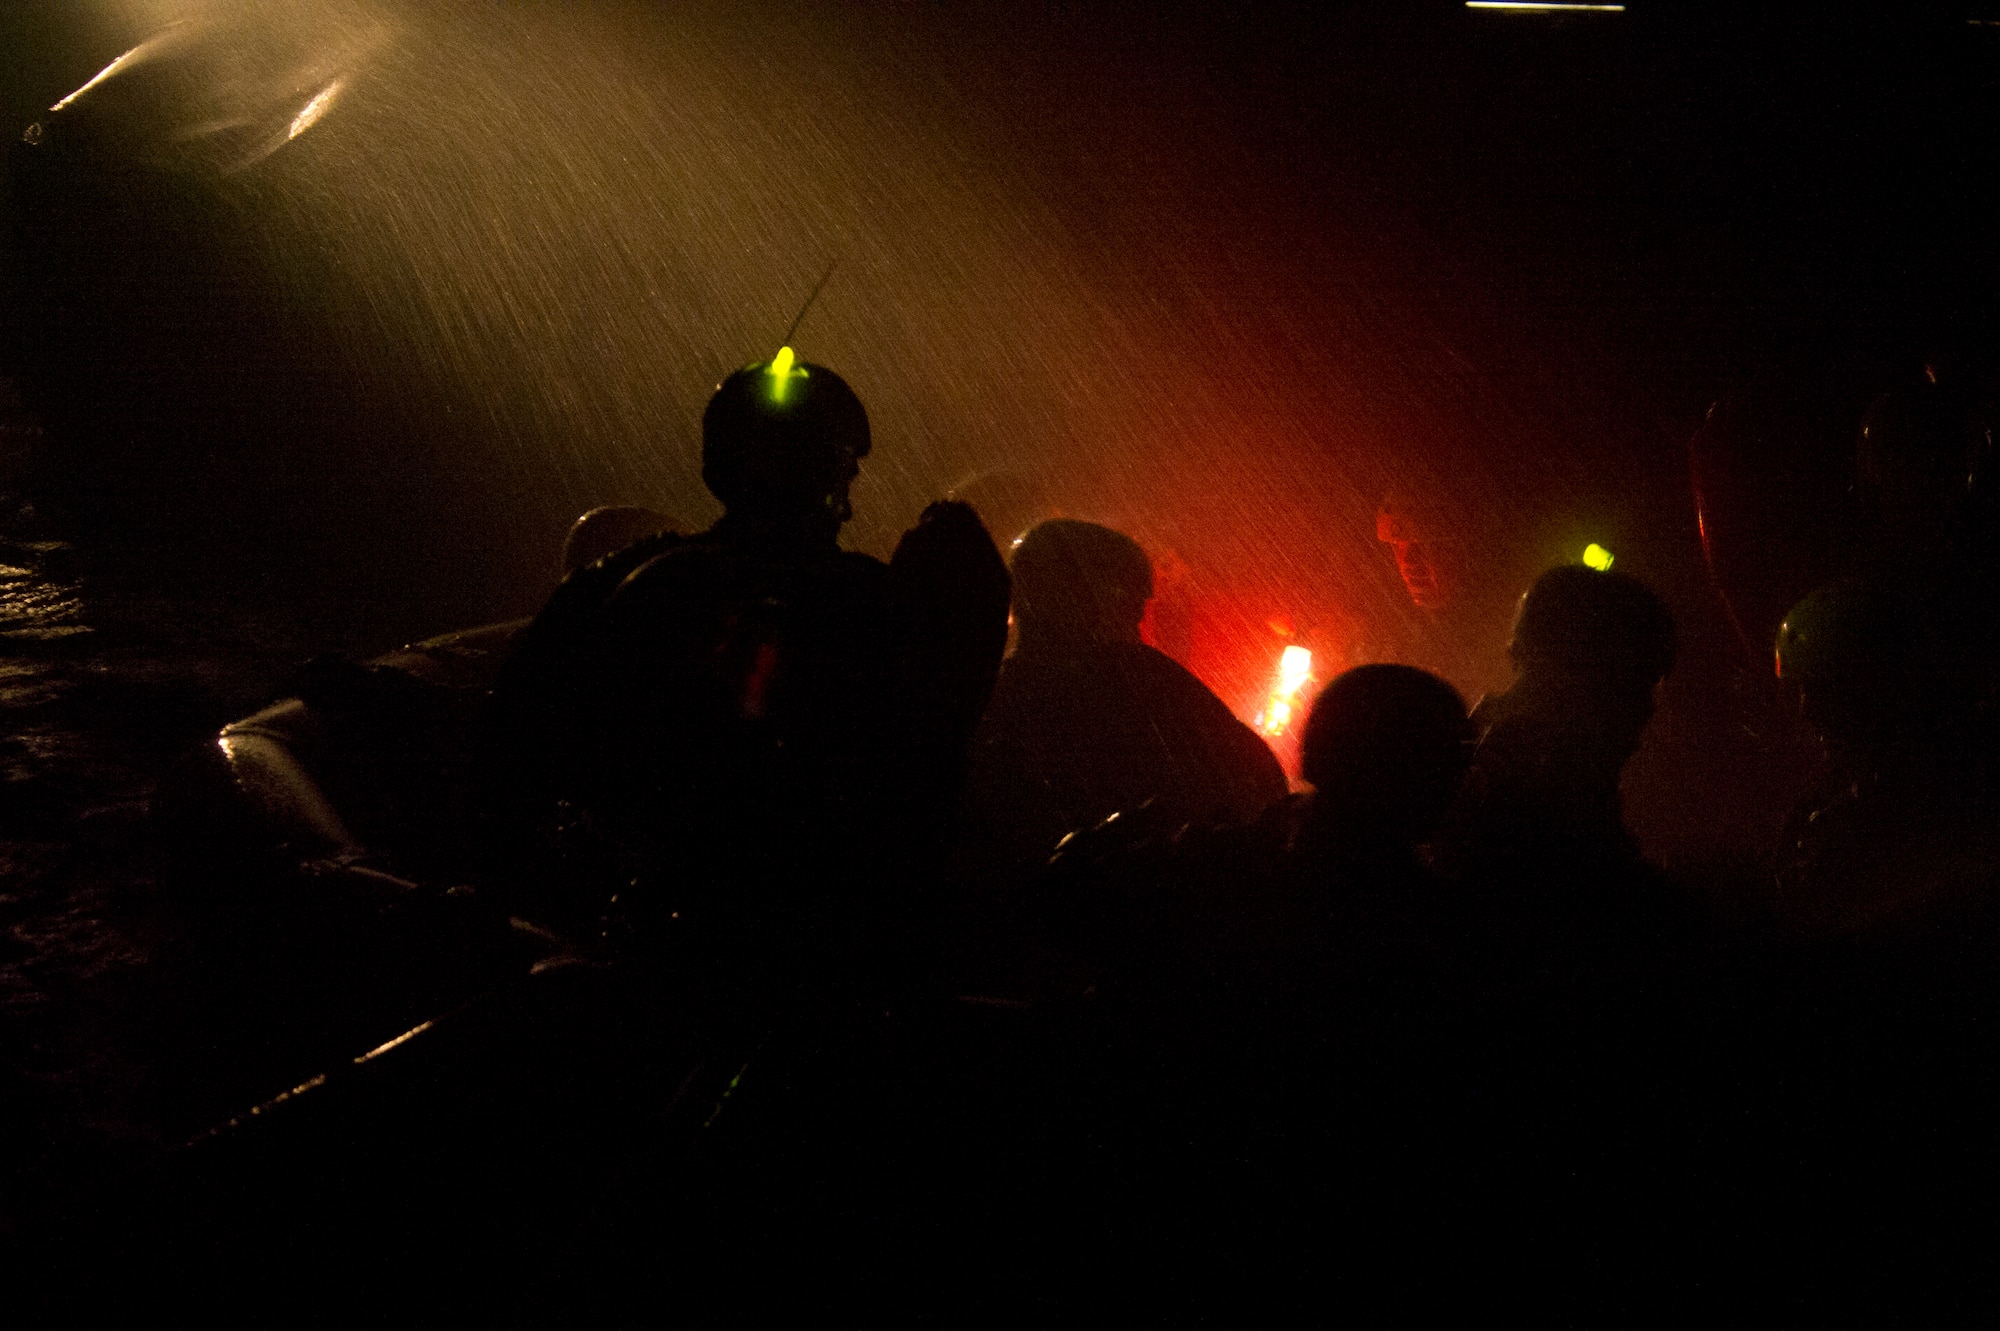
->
[0,387,399,1228]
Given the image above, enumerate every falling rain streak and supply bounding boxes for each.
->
[4,0,1992,839]
[11,0,1664,712]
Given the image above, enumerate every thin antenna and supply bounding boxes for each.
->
[781,260,837,348]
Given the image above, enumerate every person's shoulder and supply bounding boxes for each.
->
[1126,644,1251,718]
[814,549,893,613]
[609,533,725,594]
[836,548,892,579]
[1128,643,1218,688]
[556,528,686,598]
[979,648,1075,718]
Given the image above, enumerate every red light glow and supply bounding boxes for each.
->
[1254,645,1314,738]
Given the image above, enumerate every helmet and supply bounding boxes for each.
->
[1302,664,1471,796]
[701,350,870,523]
[1776,580,1920,762]
[1008,519,1153,643]
[1509,565,1676,680]
[1777,579,1980,766]
[1774,580,1898,685]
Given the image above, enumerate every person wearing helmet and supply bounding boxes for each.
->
[1773,580,1920,774]
[1427,565,1697,1270]
[1142,663,1479,1041]
[1772,579,1997,942]
[1435,563,1680,983]
[958,519,1288,887]
[1759,578,2000,1301]
[1038,662,1475,1006]
[989,665,1473,1285]
[484,351,1009,953]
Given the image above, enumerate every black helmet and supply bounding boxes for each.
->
[1302,664,1471,796]
[1773,580,1894,686]
[1510,565,1676,681]
[1776,578,1979,767]
[701,349,870,523]
[1008,519,1154,644]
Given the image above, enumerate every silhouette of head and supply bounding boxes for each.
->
[1008,520,1153,650]
[1511,566,1675,678]
[702,352,870,542]
[1776,580,1956,775]
[1304,665,1472,844]
[562,505,673,575]
[1376,494,1465,610]
[1500,565,1676,767]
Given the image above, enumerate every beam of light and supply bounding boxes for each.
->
[768,345,797,402]
[1255,645,1314,738]
[287,78,346,141]
[49,42,151,112]
[353,1020,435,1066]
[1583,542,1615,571]
[1466,2,1626,10]
[185,1016,429,1145]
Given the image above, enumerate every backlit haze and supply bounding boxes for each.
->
[6,2,1994,855]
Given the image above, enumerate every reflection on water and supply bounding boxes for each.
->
[1,554,87,647]
[0,385,324,1219]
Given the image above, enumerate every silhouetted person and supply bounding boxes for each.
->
[1437,564,1679,980]
[1254,665,1477,1262]
[481,536,687,920]
[145,362,1007,1310]
[1728,575,2000,1312]
[1285,664,1475,993]
[1009,665,1473,1301]
[472,352,1012,1287]
[1773,579,1997,942]
[1096,665,1477,1108]
[486,352,1009,956]
[961,519,1286,879]
[1069,664,1475,1055]
[1755,376,1999,941]
[1429,564,1699,1283]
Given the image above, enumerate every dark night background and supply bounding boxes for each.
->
[0,0,1996,1249]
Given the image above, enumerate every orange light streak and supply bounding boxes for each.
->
[1255,645,1313,738]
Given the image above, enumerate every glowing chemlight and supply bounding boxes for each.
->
[769,345,797,402]
[287,79,345,142]
[1255,645,1314,738]
[1582,543,1615,571]
[1466,2,1625,10]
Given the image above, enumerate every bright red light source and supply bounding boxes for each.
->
[1254,645,1313,738]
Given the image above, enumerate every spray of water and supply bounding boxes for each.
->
[19,0,1623,703]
